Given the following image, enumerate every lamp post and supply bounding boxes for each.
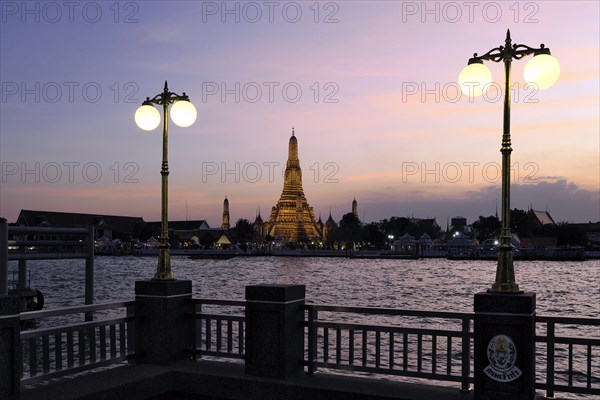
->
[458,30,559,293]
[135,81,197,280]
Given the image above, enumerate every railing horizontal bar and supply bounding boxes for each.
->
[20,301,135,321]
[535,335,600,346]
[304,303,473,320]
[534,383,600,395]
[196,313,244,322]
[21,317,133,339]
[196,350,245,359]
[20,353,133,386]
[312,320,466,337]
[305,361,472,383]
[190,299,246,307]
[9,253,88,260]
[536,315,600,325]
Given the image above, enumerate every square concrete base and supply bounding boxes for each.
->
[474,292,536,400]
[135,280,193,365]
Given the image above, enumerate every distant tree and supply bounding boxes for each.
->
[363,222,385,248]
[472,215,501,241]
[324,225,340,248]
[414,219,441,239]
[556,222,586,246]
[379,216,412,238]
[336,213,363,244]
[510,208,531,237]
[232,218,254,244]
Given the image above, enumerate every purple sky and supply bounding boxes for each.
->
[1,1,598,227]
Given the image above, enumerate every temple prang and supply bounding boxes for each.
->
[265,129,322,243]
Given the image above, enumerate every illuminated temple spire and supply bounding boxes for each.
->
[266,129,321,243]
[221,196,230,230]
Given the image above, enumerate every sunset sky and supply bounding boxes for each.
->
[1,1,598,227]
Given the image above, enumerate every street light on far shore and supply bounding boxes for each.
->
[135,81,197,280]
[458,30,559,293]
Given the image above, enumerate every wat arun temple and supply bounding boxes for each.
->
[250,129,344,244]
[266,129,321,242]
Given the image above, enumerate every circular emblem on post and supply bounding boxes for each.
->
[484,334,522,382]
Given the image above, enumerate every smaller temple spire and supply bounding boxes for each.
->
[292,127,295,136]
[221,196,230,230]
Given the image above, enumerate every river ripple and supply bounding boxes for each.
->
[11,256,598,316]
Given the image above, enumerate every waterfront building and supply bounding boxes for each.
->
[266,129,322,243]
[446,216,472,240]
[136,220,210,244]
[528,208,555,227]
[521,207,557,246]
[565,221,600,249]
[15,209,143,240]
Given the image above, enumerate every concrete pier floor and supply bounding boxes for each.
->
[22,360,475,400]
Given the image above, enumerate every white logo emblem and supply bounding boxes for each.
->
[484,334,522,382]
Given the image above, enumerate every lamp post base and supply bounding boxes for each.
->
[489,282,522,293]
[490,247,522,293]
[154,248,174,281]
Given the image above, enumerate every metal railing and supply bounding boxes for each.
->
[15,293,598,399]
[535,314,600,398]
[20,300,136,386]
[189,298,246,360]
[186,298,599,397]
[303,304,473,391]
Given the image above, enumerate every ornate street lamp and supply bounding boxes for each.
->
[458,30,559,293]
[135,81,197,280]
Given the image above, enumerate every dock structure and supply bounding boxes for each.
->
[0,224,95,313]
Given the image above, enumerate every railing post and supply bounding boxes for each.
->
[546,321,555,399]
[192,301,200,361]
[135,280,193,364]
[84,225,95,322]
[245,284,305,378]
[0,219,8,296]
[17,253,26,290]
[307,307,318,374]
[461,317,471,392]
[474,292,536,400]
[126,301,136,364]
[0,295,21,400]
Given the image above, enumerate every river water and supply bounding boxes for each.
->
[11,256,598,316]
[10,256,599,398]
